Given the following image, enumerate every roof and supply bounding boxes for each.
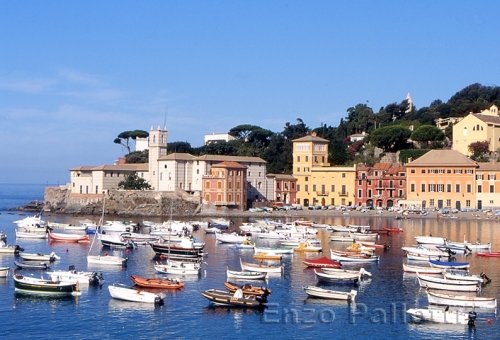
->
[70,163,149,172]
[159,153,196,161]
[210,161,247,169]
[267,173,297,180]
[407,150,477,167]
[292,135,329,143]
[473,113,500,126]
[195,154,266,163]
[477,162,500,171]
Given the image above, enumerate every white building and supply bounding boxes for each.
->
[204,133,235,145]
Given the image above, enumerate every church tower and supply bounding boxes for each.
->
[148,126,168,190]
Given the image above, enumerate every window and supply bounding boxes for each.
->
[437,184,444,192]
[305,177,308,182]
[305,185,308,192]
[297,167,300,172]
[399,189,403,197]
[465,169,473,174]
[466,200,471,207]
[368,189,372,197]
[430,199,435,207]
[489,174,496,180]
[490,185,494,193]
[342,173,346,178]
[305,156,309,162]
[358,189,362,198]
[410,184,415,192]
[410,169,415,174]
[297,156,300,162]
[456,184,461,193]
[378,180,383,187]
[341,185,346,195]
[331,185,335,192]
[429,184,436,192]
[421,184,425,192]
[447,184,451,192]
[476,174,483,180]
[478,185,482,193]
[467,184,472,193]
[297,184,300,191]
[421,169,426,174]
[446,199,451,207]
[313,185,317,192]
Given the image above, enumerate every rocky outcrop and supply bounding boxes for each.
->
[44,186,201,217]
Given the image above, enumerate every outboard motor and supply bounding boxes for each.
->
[480,272,492,284]
[468,311,477,327]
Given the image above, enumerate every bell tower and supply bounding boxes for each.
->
[148,125,168,190]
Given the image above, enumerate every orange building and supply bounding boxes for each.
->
[202,161,247,210]
[475,162,500,210]
[406,150,476,210]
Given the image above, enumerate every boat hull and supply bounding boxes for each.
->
[201,289,266,308]
[426,290,497,309]
[13,274,78,296]
[304,286,356,301]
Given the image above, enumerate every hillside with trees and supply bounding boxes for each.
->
[119,83,500,173]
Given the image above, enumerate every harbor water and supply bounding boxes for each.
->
[0,183,499,339]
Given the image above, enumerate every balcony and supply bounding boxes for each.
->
[338,192,348,197]
[316,191,329,196]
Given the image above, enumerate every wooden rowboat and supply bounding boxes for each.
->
[130,275,184,289]
[224,281,271,296]
[240,259,282,273]
[253,252,282,261]
[402,263,444,274]
[48,232,90,243]
[429,260,470,270]
[303,256,342,269]
[477,252,500,257]
[416,273,479,292]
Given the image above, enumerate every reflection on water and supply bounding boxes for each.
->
[108,298,161,312]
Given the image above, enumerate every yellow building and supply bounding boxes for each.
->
[452,105,500,156]
[292,133,356,207]
[406,150,477,210]
[475,162,500,210]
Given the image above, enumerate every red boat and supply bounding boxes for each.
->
[48,232,90,243]
[303,256,341,269]
[382,227,403,233]
[477,252,500,257]
[130,275,184,289]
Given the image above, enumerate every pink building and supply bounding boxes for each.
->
[202,161,247,210]
[355,163,406,208]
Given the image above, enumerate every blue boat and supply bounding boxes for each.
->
[429,259,470,270]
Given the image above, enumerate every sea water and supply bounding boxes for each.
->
[0,183,498,339]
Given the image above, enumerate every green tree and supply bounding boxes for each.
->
[369,125,412,152]
[125,150,148,163]
[167,141,193,154]
[118,173,152,190]
[114,130,149,154]
[344,104,375,135]
[410,125,445,148]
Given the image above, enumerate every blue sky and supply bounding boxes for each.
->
[1,1,499,184]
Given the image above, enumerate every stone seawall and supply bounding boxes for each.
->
[44,186,202,217]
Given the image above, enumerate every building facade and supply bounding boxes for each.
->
[406,150,477,210]
[202,161,247,210]
[265,174,297,205]
[475,163,500,210]
[355,163,406,208]
[452,105,500,156]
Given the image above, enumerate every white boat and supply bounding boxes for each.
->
[108,284,165,305]
[402,263,444,274]
[47,266,104,286]
[0,266,9,278]
[99,232,135,249]
[304,286,357,301]
[406,307,476,325]
[154,260,201,275]
[101,220,134,233]
[329,235,355,242]
[402,246,449,258]
[443,271,489,284]
[415,236,446,245]
[19,251,60,262]
[87,254,128,266]
[48,231,90,243]
[314,268,370,282]
[445,240,491,250]
[14,215,48,229]
[349,232,378,242]
[253,246,293,255]
[426,290,497,309]
[240,258,283,273]
[215,232,249,244]
[416,273,479,292]
[15,229,48,239]
[330,250,379,262]
[226,268,267,280]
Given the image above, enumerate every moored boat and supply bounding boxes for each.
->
[14,260,50,270]
[154,260,201,275]
[406,307,476,325]
[226,268,267,280]
[253,246,293,255]
[303,256,342,269]
[330,250,379,263]
[48,231,90,243]
[130,275,184,289]
[47,266,104,286]
[415,236,446,245]
[13,274,80,296]
[253,252,282,261]
[87,254,128,267]
[240,258,283,273]
[304,286,357,301]
[476,251,500,257]
[443,271,490,284]
[293,242,322,252]
[428,260,470,270]
[108,284,165,305]
[426,290,497,309]
[215,232,249,244]
[201,289,267,308]
[314,268,371,282]
[0,266,10,278]
[416,273,479,292]
[402,263,444,274]
[224,281,271,296]
[19,251,60,262]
